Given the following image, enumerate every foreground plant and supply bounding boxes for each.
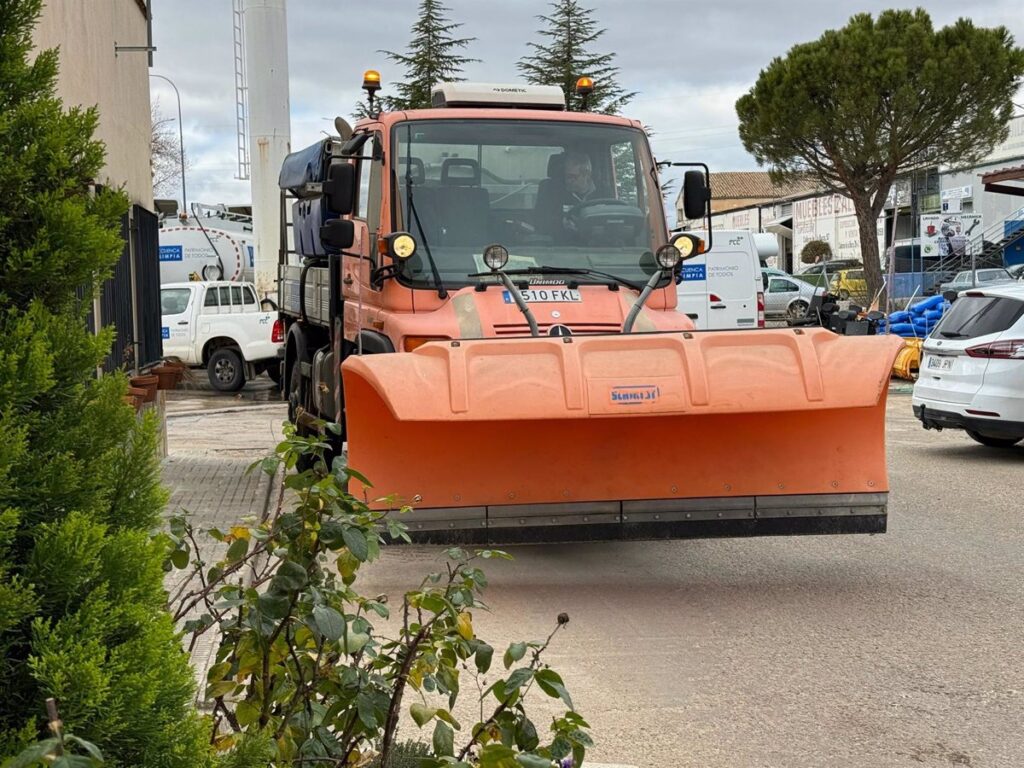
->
[166,423,591,767]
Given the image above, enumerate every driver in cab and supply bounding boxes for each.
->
[535,150,604,241]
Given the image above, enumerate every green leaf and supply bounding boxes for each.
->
[515,716,539,752]
[475,641,494,673]
[7,739,60,768]
[342,527,369,561]
[435,709,461,730]
[65,737,103,762]
[478,744,519,768]
[257,592,291,620]
[235,700,261,727]
[169,547,189,569]
[432,720,454,757]
[505,667,534,692]
[356,693,377,729]
[312,605,345,643]
[503,642,527,669]
[273,559,308,591]
[515,755,553,768]
[342,631,370,654]
[535,668,574,710]
[206,679,236,698]
[410,702,436,728]
[226,537,249,562]
[207,660,231,682]
[319,520,346,548]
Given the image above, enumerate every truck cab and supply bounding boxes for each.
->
[278,80,701,432]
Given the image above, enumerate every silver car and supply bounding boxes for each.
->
[939,268,1013,293]
[763,275,825,320]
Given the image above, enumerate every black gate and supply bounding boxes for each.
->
[95,205,163,373]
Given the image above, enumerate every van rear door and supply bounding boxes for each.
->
[705,237,759,329]
[674,253,709,329]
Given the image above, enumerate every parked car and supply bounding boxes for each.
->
[161,281,284,391]
[829,268,868,301]
[939,268,1014,294]
[912,282,1024,448]
[760,266,790,286]
[764,275,826,320]
[794,259,862,288]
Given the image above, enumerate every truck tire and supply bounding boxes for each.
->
[208,348,245,392]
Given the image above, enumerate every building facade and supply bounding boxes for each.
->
[32,0,162,373]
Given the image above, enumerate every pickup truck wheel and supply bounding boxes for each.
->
[265,360,282,387]
[208,348,245,392]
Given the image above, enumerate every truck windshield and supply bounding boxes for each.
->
[391,119,666,289]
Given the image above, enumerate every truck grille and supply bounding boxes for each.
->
[492,322,622,336]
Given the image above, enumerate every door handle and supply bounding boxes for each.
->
[343,274,354,285]
[177,321,189,325]
[710,304,726,309]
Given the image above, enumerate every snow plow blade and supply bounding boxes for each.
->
[342,329,904,544]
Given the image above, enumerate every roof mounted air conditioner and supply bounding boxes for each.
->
[430,82,566,110]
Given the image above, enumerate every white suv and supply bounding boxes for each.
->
[912,283,1024,447]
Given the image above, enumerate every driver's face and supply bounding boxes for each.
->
[565,162,592,195]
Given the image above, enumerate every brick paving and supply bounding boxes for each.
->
[161,396,288,699]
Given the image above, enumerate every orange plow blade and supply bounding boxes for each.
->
[342,329,904,544]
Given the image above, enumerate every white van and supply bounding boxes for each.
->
[675,230,774,330]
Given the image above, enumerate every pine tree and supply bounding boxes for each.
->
[518,0,635,114]
[0,1,211,764]
[353,0,477,118]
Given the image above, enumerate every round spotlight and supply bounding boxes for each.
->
[656,243,682,270]
[671,233,702,261]
[390,232,417,260]
[483,243,510,271]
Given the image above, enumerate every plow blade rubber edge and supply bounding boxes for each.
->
[342,329,904,543]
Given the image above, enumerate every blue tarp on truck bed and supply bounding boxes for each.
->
[279,140,330,196]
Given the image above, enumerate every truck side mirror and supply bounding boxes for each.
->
[683,170,710,221]
[320,219,355,251]
[323,161,356,216]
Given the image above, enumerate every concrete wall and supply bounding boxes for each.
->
[33,0,153,209]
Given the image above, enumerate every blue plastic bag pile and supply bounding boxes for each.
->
[877,294,950,338]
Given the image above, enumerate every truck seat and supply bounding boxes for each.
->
[435,158,490,248]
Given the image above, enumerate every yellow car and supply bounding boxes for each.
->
[830,268,868,301]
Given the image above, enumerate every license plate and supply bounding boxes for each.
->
[926,355,955,371]
[503,288,581,303]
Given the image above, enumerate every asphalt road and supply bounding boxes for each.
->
[352,392,1023,768]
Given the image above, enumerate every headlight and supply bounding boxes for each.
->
[670,233,702,261]
[483,243,509,271]
[385,231,417,260]
[655,244,682,270]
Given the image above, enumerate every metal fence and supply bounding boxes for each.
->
[88,205,163,373]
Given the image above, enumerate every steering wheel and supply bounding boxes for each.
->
[568,198,633,216]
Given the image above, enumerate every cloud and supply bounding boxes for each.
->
[151,0,1024,206]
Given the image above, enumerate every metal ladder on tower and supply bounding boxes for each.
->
[232,0,250,181]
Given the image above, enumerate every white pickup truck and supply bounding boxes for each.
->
[160,281,283,391]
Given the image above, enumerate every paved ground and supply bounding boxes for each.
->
[162,387,1022,767]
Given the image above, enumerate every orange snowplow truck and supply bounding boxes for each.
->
[277,75,902,544]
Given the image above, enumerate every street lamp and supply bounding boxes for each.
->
[149,73,187,214]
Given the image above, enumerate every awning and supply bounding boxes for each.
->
[764,218,793,237]
[982,164,1024,197]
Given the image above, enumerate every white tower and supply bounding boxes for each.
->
[242,0,291,297]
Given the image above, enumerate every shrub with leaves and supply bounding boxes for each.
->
[167,423,591,767]
[800,239,832,264]
[0,1,210,764]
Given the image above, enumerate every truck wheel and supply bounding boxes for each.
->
[208,348,245,392]
[966,431,1022,448]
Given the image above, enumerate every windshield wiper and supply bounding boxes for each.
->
[405,178,447,299]
[497,265,644,292]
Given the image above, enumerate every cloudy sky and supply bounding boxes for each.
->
[149,0,1024,208]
